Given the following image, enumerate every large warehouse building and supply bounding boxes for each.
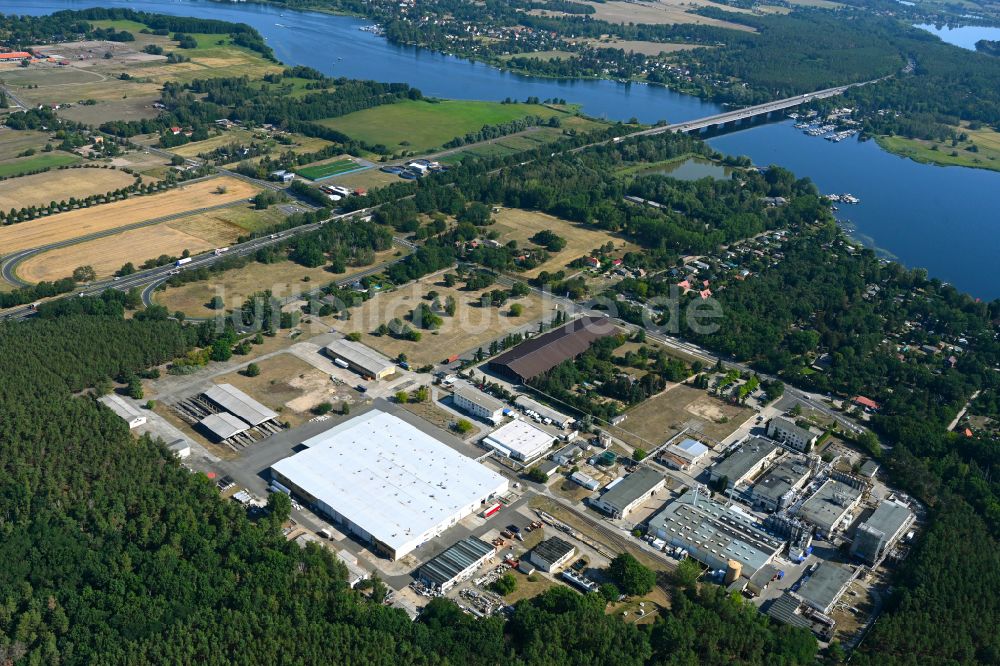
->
[271,410,508,560]
[488,316,618,383]
[324,338,396,380]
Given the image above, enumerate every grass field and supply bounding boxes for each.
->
[0,167,135,211]
[0,130,51,161]
[0,176,257,256]
[614,383,752,448]
[438,118,607,165]
[0,153,81,179]
[155,249,398,316]
[877,126,1000,173]
[333,274,556,366]
[319,99,566,154]
[582,39,703,56]
[173,130,335,161]
[491,208,638,278]
[296,158,361,181]
[171,205,290,234]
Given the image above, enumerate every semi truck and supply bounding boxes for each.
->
[333,358,350,369]
[214,247,229,256]
[175,257,192,267]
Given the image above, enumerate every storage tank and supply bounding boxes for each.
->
[724,559,743,585]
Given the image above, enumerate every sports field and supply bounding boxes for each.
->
[296,158,361,181]
[319,99,566,154]
[0,153,81,179]
[0,167,135,211]
[0,177,257,255]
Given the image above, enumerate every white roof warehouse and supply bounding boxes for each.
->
[271,410,508,560]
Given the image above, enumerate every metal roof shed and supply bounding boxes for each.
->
[199,412,251,440]
[203,383,278,426]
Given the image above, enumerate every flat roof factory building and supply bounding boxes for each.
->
[271,410,509,560]
[482,419,556,462]
[794,562,857,614]
[488,316,618,383]
[709,437,781,488]
[591,467,666,519]
[324,338,396,380]
[417,536,496,592]
[99,394,147,429]
[452,386,505,424]
[648,492,785,577]
[796,479,863,538]
[750,458,812,512]
[850,499,915,565]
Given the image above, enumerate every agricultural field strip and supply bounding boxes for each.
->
[2,199,249,287]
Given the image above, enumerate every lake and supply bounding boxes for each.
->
[915,23,1000,50]
[5,0,1000,298]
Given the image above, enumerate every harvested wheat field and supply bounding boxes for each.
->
[491,208,638,278]
[17,210,248,282]
[581,0,755,31]
[0,168,137,212]
[0,177,257,255]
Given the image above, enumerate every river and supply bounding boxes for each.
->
[6,0,1000,298]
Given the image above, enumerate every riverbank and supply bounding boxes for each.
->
[876,128,1000,174]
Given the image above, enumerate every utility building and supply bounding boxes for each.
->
[99,394,147,429]
[528,537,576,572]
[417,536,496,592]
[324,338,396,380]
[199,411,251,441]
[591,467,666,519]
[850,500,914,565]
[488,316,618,383]
[271,410,508,560]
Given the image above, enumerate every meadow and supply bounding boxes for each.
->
[319,99,565,154]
